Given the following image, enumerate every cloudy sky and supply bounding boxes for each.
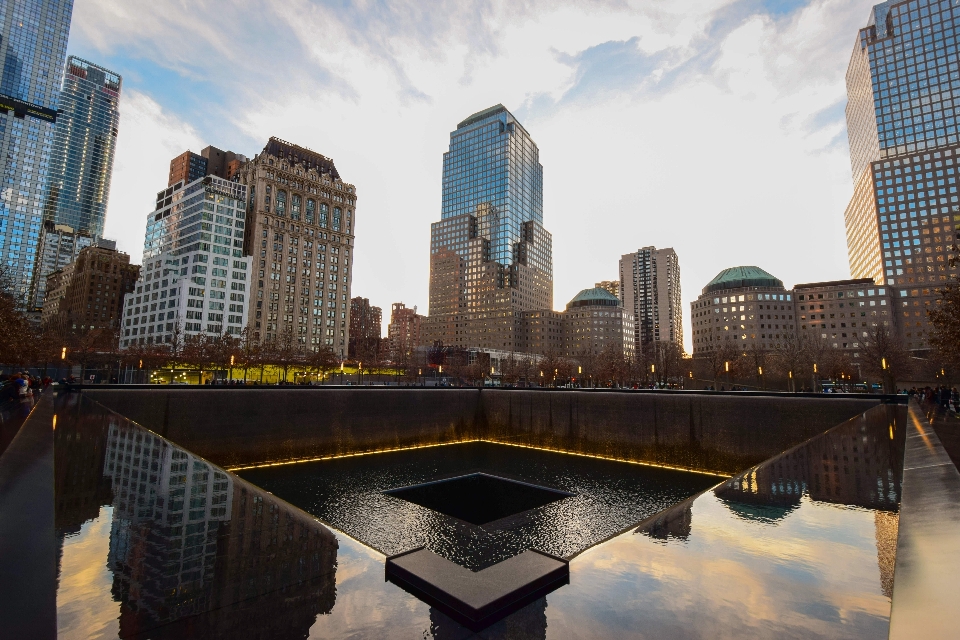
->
[69,0,875,346]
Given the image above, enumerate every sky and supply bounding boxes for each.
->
[68,0,877,348]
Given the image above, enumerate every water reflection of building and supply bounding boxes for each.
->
[102,422,338,638]
[428,596,548,640]
[710,406,905,599]
[104,423,234,625]
[54,407,114,536]
[714,407,904,513]
[640,499,693,541]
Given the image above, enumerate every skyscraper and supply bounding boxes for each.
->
[424,105,553,352]
[29,220,93,309]
[619,246,683,355]
[237,137,356,357]
[0,0,74,304]
[120,175,252,348]
[844,0,960,351]
[42,56,120,239]
[30,57,121,311]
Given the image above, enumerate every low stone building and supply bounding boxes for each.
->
[43,244,139,337]
[562,287,635,359]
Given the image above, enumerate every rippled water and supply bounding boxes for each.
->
[238,442,720,569]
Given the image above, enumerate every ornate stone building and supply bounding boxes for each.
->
[238,138,357,357]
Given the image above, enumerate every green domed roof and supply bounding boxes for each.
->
[703,266,783,295]
[567,287,621,309]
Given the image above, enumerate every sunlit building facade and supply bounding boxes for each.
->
[844,0,960,351]
[120,176,252,347]
[42,241,137,336]
[690,266,793,355]
[0,0,74,304]
[619,246,683,355]
[563,287,635,359]
[238,138,356,357]
[424,105,553,352]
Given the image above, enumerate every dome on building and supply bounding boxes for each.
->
[566,287,621,309]
[703,266,783,295]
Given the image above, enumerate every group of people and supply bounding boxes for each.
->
[906,386,959,412]
[0,372,50,402]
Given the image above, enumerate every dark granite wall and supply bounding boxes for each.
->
[482,391,882,473]
[85,388,481,469]
[84,388,882,473]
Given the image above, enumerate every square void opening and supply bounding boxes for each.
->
[385,473,574,526]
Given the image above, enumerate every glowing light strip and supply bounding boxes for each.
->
[475,439,729,478]
[226,439,476,471]
[227,438,729,477]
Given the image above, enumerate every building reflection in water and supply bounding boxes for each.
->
[638,404,906,598]
[428,596,548,640]
[713,405,904,514]
[55,395,339,639]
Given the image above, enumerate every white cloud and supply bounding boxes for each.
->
[102,91,202,257]
[72,0,876,346]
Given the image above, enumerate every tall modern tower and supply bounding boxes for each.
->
[0,0,74,305]
[30,57,121,311]
[619,246,683,355]
[844,0,960,352]
[425,104,553,352]
[43,57,120,239]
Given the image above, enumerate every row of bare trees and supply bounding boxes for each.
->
[689,325,915,392]
[4,258,960,389]
[425,323,928,391]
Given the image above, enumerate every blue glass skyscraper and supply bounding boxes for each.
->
[0,0,74,304]
[439,104,544,267]
[844,0,960,352]
[427,105,553,351]
[43,56,120,239]
[29,56,120,310]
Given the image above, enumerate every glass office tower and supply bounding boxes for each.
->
[0,0,74,304]
[29,57,120,310]
[44,56,121,239]
[844,0,960,351]
[426,105,553,352]
[439,104,544,267]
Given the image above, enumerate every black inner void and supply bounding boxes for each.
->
[386,473,574,525]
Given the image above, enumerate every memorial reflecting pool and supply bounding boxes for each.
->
[47,393,906,638]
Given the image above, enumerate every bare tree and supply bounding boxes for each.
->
[743,344,769,390]
[306,344,338,384]
[802,332,830,391]
[649,341,684,387]
[928,276,960,371]
[269,327,303,383]
[706,343,740,389]
[860,324,912,392]
[773,333,806,391]
[596,344,629,387]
